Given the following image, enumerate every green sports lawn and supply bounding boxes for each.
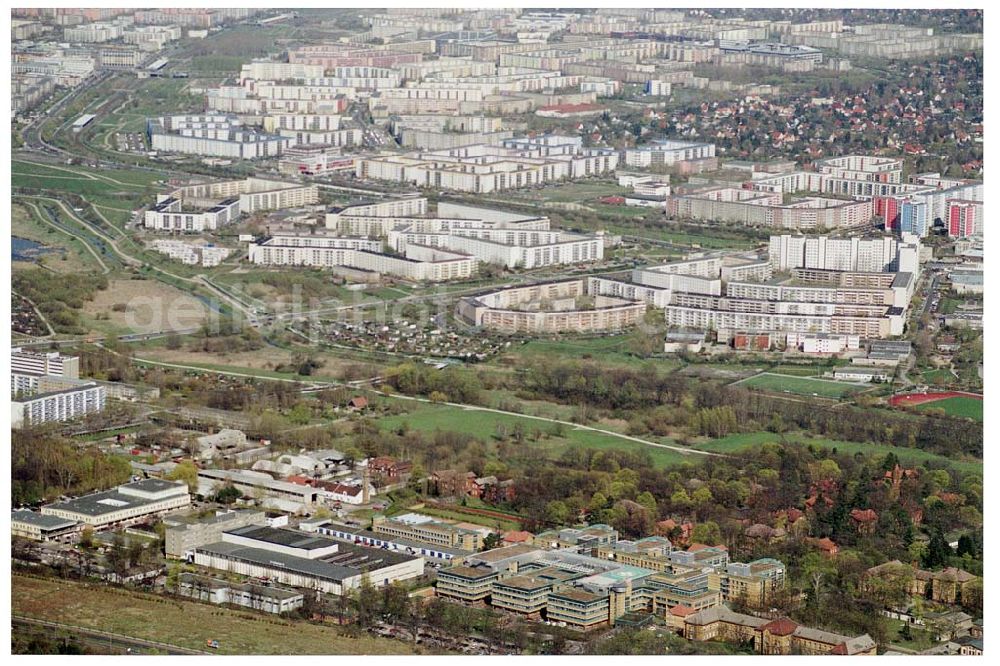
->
[915,396,983,421]
[735,372,867,399]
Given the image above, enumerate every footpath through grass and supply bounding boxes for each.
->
[379,401,693,468]
[11,574,423,655]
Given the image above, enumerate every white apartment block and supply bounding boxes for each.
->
[248,235,477,283]
[769,235,919,275]
[645,80,673,97]
[277,127,362,148]
[150,240,232,267]
[457,280,647,333]
[240,61,326,82]
[321,198,603,271]
[326,197,428,224]
[624,140,716,168]
[11,348,79,379]
[786,333,861,354]
[11,382,106,428]
[145,196,241,233]
[64,22,125,43]
[262,114,344,132]
[145,178,318,232]
[669,188,873,230]
[356,135,619,194]
[148,115,288,159]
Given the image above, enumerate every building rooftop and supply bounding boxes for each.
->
[225,524,339,551]
[318,522,472,558]
[11,510,79,531]
[42,480,187,518]
[437,565,498,580]
[196,538,419,583]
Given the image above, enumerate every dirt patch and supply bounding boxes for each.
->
[888,391,982,407]
[84,279,208,334]
[141,346,295,371]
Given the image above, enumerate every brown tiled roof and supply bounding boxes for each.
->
[934,567,976,583]
[760,617,799,636]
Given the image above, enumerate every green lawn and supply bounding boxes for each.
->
[915,396,983,421]
[734,372,868,399]
[693,432,982,475]
[379,401,693,468]
[503,336,680,370]
[12,159,162,188]
[921,369,956,384]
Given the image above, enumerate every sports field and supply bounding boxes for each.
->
[734,372,867,399]
[914,396,983,421]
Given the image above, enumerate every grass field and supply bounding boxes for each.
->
[11,574,423,655]
[693,432,982,475]
[379,401,692,468]
[735,372,867,399]
[921,369,956,385]
[915,396,983,421]
[502,336,681,370]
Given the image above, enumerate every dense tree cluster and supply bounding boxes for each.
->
[12,428,132,505]
[400,358,986,459]
[13,268,108,335]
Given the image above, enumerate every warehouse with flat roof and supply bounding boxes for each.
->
[193,525,424,595]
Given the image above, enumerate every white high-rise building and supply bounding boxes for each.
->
[769,235,916,274]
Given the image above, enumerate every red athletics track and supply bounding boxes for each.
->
[888,391,983,407]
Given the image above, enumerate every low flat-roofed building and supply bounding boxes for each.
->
[372,513,482,551]
[11,510,82,542]
[40,479,190,530]
[196,468,320,513]
[177,572,304,614]
[194,530,424,596]
[312,521,472,564]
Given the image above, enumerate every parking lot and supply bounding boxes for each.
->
[115,131,146,153]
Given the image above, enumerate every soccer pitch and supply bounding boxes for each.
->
[733,372,868,399]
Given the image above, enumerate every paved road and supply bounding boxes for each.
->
[12,616,211,656]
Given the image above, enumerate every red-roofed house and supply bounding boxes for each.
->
[502,530,534,546]
[811,537,839,558]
